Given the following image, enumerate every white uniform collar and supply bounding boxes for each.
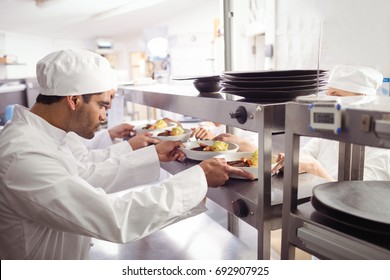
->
[12,104,67,142]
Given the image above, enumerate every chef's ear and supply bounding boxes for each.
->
[66,95,81,110]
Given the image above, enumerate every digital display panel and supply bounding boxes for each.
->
[313,112,334,124]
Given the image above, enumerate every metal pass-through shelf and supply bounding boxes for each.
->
[119,84,320,259]
[281,101,390,259]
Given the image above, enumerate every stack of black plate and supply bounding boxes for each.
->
[220,69,328,102]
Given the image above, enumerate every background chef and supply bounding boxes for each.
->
[298,64,390,181]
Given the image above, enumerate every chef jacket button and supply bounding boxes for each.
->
[89,242,94,247]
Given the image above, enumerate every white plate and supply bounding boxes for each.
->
[134,122,176,135]
[216,153,278,179]
[149,128,192,142]
[180,140,239,161]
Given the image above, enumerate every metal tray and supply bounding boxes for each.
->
[312,181,390,234]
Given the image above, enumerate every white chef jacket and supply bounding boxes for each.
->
[84,129,114,150]
[301,138,390,181]
[0,105,207,259]
[65,130,172,185]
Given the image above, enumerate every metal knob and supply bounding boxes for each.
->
[230,106,247,124]
[232,199,249,217]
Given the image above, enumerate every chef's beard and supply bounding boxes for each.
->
[68,106,99,139]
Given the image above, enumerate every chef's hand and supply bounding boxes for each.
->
[108,123,135,140]
[272,153,336,181]
[190,127,214,140]
[162,117,182,127]
[299,154,336,181]
[154,141,185,162]
[128,132,161,150]
[199,158,255,187]
[212,133,257,152]
[271,153,285,175]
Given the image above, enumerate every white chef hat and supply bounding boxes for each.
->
[327,64,383,95]
[36,49,112,96]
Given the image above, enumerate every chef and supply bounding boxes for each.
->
[65,68,162,177]
[0,49,254,259]
[81,69,156,150]
[299,64,390,181]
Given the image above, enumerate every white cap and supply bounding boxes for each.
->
[327,64,383,95]
[36,49,112,96]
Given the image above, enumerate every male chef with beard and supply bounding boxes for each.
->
[0,49,254,259]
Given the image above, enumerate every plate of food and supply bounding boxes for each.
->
[149,127,192,142]
[218,150,279,179]
[180,140,239,161]
[134,119,176,134]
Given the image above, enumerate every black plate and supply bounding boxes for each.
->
[312,181,390,234]
[222,74,328,81]
[220,81,327,91]
[171,75,220,81]
[223,69,328,76]
[221,78,327,87]
[221,88,324,100]
[222,69,328,80]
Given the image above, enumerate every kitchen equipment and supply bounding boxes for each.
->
[172,75,221,93]
[281,101,390,260]
[193,79,221,93]
[119,84,320,260]
[308,98,342,134]
[220,69,328,101]
[171,75,220,81]
[312,181,390,234]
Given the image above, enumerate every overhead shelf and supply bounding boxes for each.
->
[0,84,27,93]
[0,62,26,66]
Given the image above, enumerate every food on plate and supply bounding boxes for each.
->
[157,130,172,137]
[142,119,168,130]
[248,149,258,166]
[211,141,229,151]
[157,126,185,137]
[171,126,184,136]
[226,160,250,167]
[191,141,229,152]
[227,150,258,167]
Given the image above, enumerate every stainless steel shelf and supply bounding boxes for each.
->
[281,101,390,260]
[162,159,324,230]
[119,84,316,259]
[119,84,285,132]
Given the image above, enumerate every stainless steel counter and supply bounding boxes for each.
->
[119,84,321,259]
[162,159,325,230]
[89,206,257,260]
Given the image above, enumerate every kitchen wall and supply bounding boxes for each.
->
[120,0,270,78]
[4,0,389,80]
[122,0,221,78]
[1,0,268,81]
[1,1,223,81]
[272,0,390,76]
[0,31,94,79]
